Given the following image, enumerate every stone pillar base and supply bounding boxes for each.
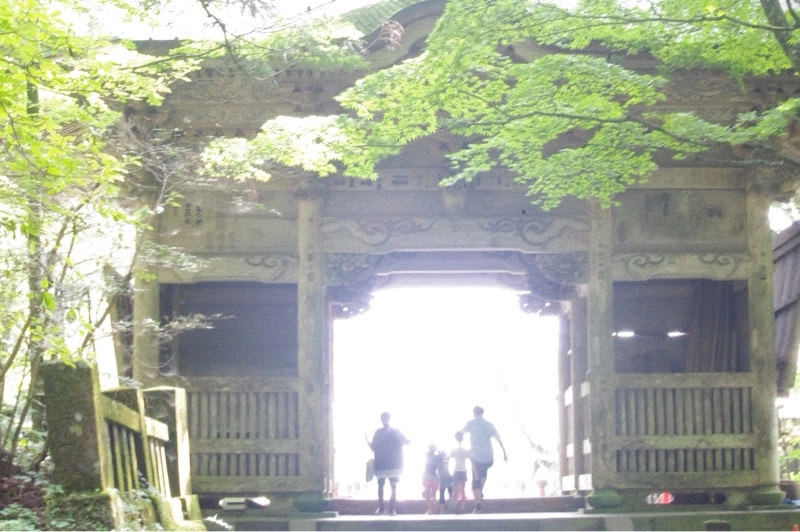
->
[585,488,623,510]
[292,492,332,513]
[748,484,786,506]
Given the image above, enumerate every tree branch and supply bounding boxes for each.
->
[785,0,800,26]
[532,4,792,33]
[453,109,715,151]
[761,0,800,71]
[0,314,33,381]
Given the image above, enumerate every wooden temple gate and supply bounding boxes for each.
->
[122,0,800,511]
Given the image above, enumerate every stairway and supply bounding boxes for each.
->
[203,497,800,531]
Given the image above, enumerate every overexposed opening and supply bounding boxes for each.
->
[332,286,560,500]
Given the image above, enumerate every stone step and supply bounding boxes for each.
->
[306,511,800,532]
[328,496,584,515]
[203,500,800,531]
[314,512,605,531]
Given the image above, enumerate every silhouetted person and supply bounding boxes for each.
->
[366,412,409,515]
[422,444,441,514]
[460,405,507,512]
[437,449,453,513]
[450,431,470,513]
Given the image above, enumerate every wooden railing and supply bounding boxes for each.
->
[609,373,758,488]
[100,389,174,498]
[177,377,306,493]
[562,381,591,492]
[614,380,753,439]
[187,389,299,441]
[41,363,197,530]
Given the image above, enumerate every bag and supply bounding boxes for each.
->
[365,458,375,482]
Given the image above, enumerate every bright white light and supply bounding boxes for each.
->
[667,331,687,338]
[332,286,560,500]
[614,330,635,338]
[248,496,270,507]
[770,204,799,232]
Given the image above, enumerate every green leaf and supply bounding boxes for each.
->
[41,292,55,311]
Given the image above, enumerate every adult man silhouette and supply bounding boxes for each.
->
[460,405,507,513]
[367,412,410,515]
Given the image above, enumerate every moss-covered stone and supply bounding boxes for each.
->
[41,362,112,493]
[45,492,119,531]
[749,484,787,506]
[292,492,332,513]
[149,492,206,530]
[44,489,207,531]
[180,495,203,521]
[585,488,623,509]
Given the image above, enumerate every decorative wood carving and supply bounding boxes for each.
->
[524,259,578,302]
[157,255,299,282]
[321,218,436,247]
[535,252,588,285]
[325,254,382,318]
[294,178,327,200]
[324,166,520,191]
[328,280,373,319]
[611,252,751,281]
[479,216,590,246]
[243,255,300,280]
[512,253,586,313]
[518,293,554,314]
[325,253,381,286]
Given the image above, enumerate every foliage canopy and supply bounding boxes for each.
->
[222,0,800,209]
[0,0,206,459]
[0,0,367,461]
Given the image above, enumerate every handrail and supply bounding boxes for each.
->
[100,395,169,440]
[100,389,172,498]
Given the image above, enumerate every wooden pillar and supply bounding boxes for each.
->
[296,181,329,501]
[557,311,570,491]
[570,296,588,493]
[584,201,621,509]
[143,386,192,497]
[324,302,335,496]
[132,224,160,386]
[745,190,783,505]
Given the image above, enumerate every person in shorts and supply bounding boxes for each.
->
[367,412,410,515]
[422,444,441,514]
[450,431,470,513]
[460,405,508,513]
[437,449,453,513]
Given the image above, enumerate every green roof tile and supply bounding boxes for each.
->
[340,0,428,36]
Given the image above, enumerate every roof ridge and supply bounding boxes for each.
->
[340,0,429,36]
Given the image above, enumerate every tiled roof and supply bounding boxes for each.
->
[340,0,427,35]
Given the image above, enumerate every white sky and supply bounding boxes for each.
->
[96,0,380,40]
[771,204,800,233]
[332,286,561,499]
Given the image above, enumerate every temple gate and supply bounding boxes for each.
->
[122,0,800,511]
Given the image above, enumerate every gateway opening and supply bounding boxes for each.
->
[332,286,561,500]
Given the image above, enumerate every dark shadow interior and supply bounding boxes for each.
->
[160,282,299,377]
[614,279,750,374]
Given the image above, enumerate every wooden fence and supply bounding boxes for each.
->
[609,373,757,489]
[101,389,173,497]
[175,377,307,494]
[41,363,191,500]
